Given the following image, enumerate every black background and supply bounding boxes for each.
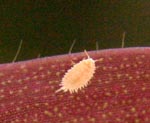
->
[0,1,149,63]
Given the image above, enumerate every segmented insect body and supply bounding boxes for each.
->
[56,56,96,93]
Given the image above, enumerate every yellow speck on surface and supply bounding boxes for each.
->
[108,57,112,61]
[56,72,60,76]
[102,114,106,118]
[16,107,21,111]
[39,66,44,70]
[105,92,111,96]
[72,118,78,123]
[23,86,28,90]
[89,117,96,122]
[142,110,146,114]
[1,81,6,85]
[54,106,58,112]
[18,79,23,83]
[20,64,26,69]
[123,89,128,94]
[0,95,5,98]
[131,107,136,113]
[22,68,28,73]
[103,102,108,109]
[0,89,4,93]
[44,102,49,106]
[23,119,27,122]
[44,110,52,117]
[108,112,112,116]
[0,72,4,76]
[51,65,56,68]
[58,113,63,117]
[18,89,23,93]
[126,113,130,118]
[135,118,140,123]
[123,57,128,61]
[116,118,121,121]
[15,119,20,122]
[142,87,146,91]
[33,75,38,80]
[9,90,14,95]
[35,103,40,107]
[102,66,107,70]
[120,64,124,69]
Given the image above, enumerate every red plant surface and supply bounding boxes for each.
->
[0,47,150,123]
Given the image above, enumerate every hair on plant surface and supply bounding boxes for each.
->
[0,36,150,122]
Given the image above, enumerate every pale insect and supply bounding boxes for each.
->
[55,32,125,94]
[56,41,101,93]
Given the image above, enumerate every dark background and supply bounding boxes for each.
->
[0,1,149,63]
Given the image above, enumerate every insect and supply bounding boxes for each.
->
[56,32,126,94]
[55,49,101,93]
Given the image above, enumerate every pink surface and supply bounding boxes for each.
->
[0,47,150,123]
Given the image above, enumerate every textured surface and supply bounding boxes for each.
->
[0,47,150,123]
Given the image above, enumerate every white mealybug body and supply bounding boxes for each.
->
[56,51,96,93]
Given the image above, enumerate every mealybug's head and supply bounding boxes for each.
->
[84,58,95,67]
